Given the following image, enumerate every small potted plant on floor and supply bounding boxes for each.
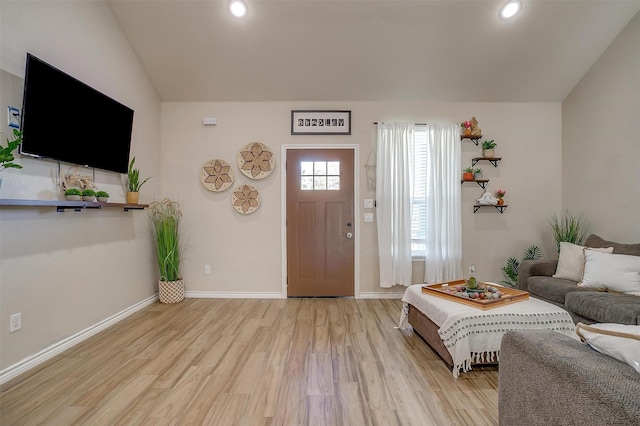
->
[473,168,483,180]
[64,188,82,201]
[482,140,497,158]
[96,190,109,202]
[126,157,152,204]
[149,198,184,303]
[462,167,474,181]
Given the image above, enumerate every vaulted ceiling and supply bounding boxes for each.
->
[108,0,640,102]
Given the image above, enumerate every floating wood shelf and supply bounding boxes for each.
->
[461,179,489,189]
[471,157,502,167]
[474,204,508,214]
[0,198,148,212]
[460,135,482,146]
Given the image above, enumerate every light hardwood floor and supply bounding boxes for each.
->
[0,298,498,425]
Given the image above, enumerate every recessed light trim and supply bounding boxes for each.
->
[229,0,248,18]
[499,0,521,20]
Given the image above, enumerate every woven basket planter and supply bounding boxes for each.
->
[158,279,185,304]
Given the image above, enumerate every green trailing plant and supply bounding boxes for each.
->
[482,140,497,150]
[501,245,542,288]
[150,198,182,282]
[64,188,81,196]
[0,129,23,171]
[127,157,152,192]
[549,210,590,252]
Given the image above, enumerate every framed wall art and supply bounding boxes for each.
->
[291,110,351,135]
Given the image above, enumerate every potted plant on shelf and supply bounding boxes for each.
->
[0,129,23,191]
[462,167,474,181]
[149,198,184,304]
[126,157,152,204]
[96,190,109,202]
[496,189,506,205]
[81,189,96,202]
[473,168,483,180]
[482,140,497,158]
[64,188,82,201]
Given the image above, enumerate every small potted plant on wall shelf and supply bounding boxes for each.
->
[64,188,82,201]
[482,140,497,158]
[473,168,483,180]
[81,189,96,202]
[463,167,474,181]
[126,157,152,204]
[96,190,109,202]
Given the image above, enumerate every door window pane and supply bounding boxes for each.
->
[300,161,340,190]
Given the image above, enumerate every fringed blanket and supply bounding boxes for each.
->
[397,284,578,378]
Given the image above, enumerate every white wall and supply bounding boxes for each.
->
[0,1,161,370]
[161,101,562,296]
[562,11,640,243]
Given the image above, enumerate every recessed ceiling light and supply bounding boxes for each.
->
[499,0,521,20]
[229,0,248,18]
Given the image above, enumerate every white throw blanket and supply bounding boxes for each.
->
[397,284,578,378]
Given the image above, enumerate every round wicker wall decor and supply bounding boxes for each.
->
[200,159,234,192]
[232,184,261,214]
[237,142,275,180]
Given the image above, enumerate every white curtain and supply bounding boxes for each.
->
[422,123,463,283]
[376,122,414,288]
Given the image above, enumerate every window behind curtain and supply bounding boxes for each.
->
[411,128,427,257]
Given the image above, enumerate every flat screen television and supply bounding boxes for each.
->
[19,53,134,174]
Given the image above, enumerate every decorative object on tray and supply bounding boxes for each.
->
[64,188,82,201]
[481,139,497,157]
[291,110,351,135]
[149,198,184,304]
[232,183,261,214]
[201,158,234,191]
[421,280,529,309]
[237,142,275,179]
[96,191,109,202]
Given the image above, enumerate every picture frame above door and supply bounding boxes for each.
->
[291,110,351,135]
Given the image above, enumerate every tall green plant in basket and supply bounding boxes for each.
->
[150,198,182,282]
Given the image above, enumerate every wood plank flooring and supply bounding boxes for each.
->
[0,298,498,425]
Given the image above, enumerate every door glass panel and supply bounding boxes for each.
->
[300,160,340,190]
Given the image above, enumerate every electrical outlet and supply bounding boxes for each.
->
[10,313,21,333]
[204,265,211,275]
[469,264,476,275]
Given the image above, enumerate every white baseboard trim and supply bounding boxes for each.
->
[186,291,284,299]
[0,294,158,386]
[358,292,405,299]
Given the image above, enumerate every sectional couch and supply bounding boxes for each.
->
[517,234,640,324]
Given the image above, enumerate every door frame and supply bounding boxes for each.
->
[281,144,360,298]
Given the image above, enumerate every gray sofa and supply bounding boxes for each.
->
[518,234,640,324]
[499,330,640,426]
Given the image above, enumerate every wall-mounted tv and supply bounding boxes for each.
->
[19,53,134,174]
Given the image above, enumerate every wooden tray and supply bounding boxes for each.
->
[422,280,529,310]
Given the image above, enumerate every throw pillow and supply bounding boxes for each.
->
[580,250,640,295]
[553,242,613,282]
[575,322,640,373]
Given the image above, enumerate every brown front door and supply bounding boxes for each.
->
[286,149,354,297]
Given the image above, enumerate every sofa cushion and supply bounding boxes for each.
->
[527,276,594,304]
[575,322,640,373]
[580,250,640,295]
[585,234,640,256]
[566,292,640,325]
[553,242,613,282]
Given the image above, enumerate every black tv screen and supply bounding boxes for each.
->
[20,53,134,174]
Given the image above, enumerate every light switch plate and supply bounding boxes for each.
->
[364,212,374,222]
[364,199,374,209]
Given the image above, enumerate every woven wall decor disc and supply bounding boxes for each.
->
[237,142,275,180]
[201,159,234,192]
[232,184,261,214]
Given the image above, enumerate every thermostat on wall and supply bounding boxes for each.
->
[202,117,217,126]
